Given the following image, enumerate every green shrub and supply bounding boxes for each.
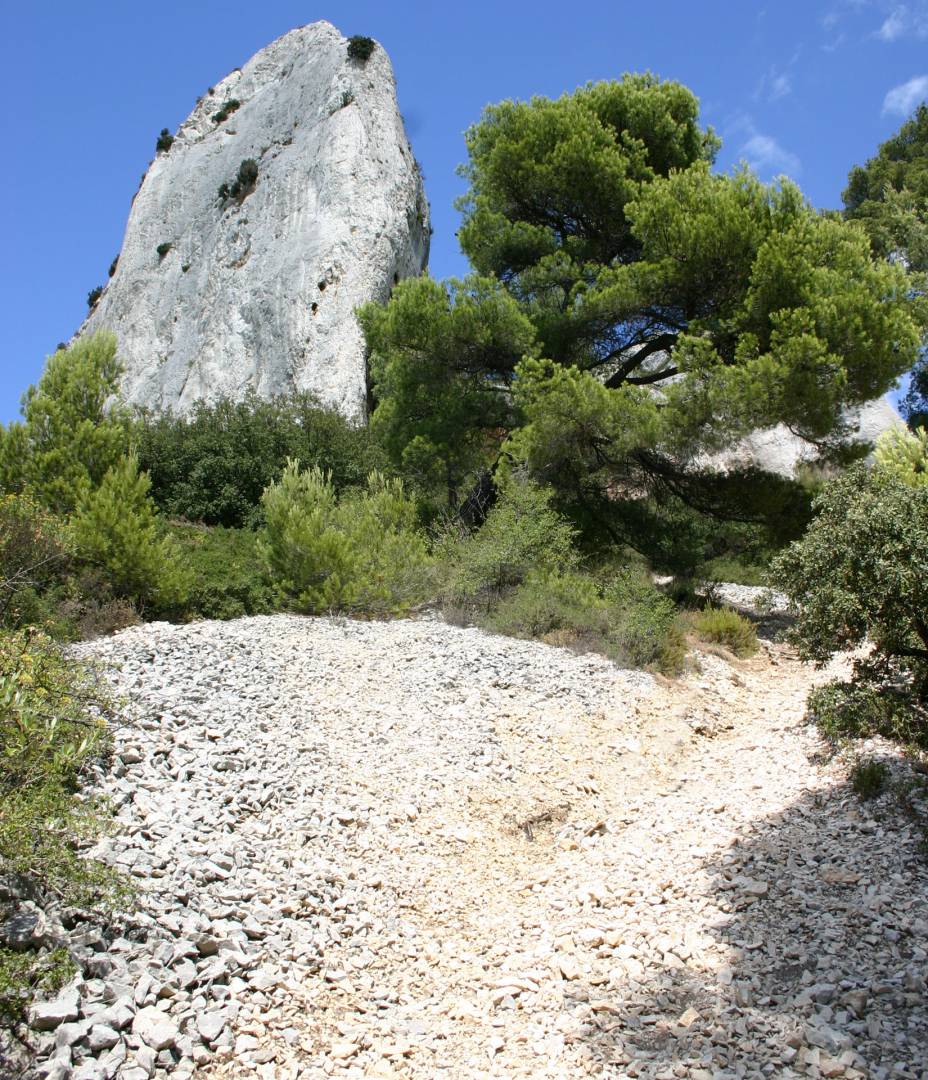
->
[71,455,190,616]
[808,680,926,748]
[219,159,258,204]
[772,466,928,726]
[168,523,275,620]
[137,391,385,528]
[86,286,102,309]
[444,479,579,606]
[482,565,686,674]
[156,241,172,260]
[155,127,173,153]
[108,256,118,278]
[605,569,686,674]
[691,606,759,657]
[874,426,928,489]
[211,98,241,124]
[259,461,432,614]
[347,36,376,62]
[487,569,608,644]
[0,494,72,630]
[0,628,123,1021]
[850,758,889,800]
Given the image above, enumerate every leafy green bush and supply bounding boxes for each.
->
[481,565,685,674]
[168,523,274,620]
[137,391,385,527]
[259,462,432,614]
[874,426,928,488]
[219,159,258,204]
[156,241,172,260]
[443,479,579,605]
[605,569,686,673]
[347,35,376,62]
[211,98,241,124]
[487,569,607,643]
[850,758,889,800]
[72,455,190,617]
[807,680,926,748]
[86,286,102,309]
[155,127,173,153]
[772,466,928,731]
[0,629,123,1021]
[0,494,72,630]
[691,606,759,657]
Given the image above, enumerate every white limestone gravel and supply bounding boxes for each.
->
[24,614,928,1080]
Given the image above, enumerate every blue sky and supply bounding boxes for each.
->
[2,0,927,422]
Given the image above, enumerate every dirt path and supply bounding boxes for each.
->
[55,618,928,1080]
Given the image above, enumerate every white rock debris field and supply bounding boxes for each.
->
[22,615,928,1079]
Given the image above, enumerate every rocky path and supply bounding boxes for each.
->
[27,615,928,1080]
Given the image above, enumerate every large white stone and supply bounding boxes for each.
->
[79,22,429,421]
[705,397,905,477]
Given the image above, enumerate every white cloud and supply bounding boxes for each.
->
[877,5,909,39]
[769,72,793,100]
[882,74,928,114]
[875,2,928,40]
[740,133,802,177]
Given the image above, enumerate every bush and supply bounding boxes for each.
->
[850,758,889,800]
[487,569,607,643]
[155,127,173,153]
[86,286,102,309]
[347,36,376,62]
[71,455,190,617]
[874,426,928,488]
[107,256,118,278]
[481,565,686,674]
[605,569,686,674]
[219,159,259,204]
[807,680,926,748]
[0,494,72,630]
[691,606,759,657]
[156,242,172,260]
[443,479,579,605]
[211,99,241,124]
[0,629,122,1022]
[772,465,928,724]
[168,523,274,620]
[137,391,385,528]
[259,462,432,615]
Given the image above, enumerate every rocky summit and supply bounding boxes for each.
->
[79,22,429,421]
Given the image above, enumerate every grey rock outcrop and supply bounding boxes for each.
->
[79,22,429,420]
[705,397,904,477]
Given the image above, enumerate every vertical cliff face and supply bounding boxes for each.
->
[79,22,429,420]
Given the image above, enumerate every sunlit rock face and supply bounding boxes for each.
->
[79,22,429,420]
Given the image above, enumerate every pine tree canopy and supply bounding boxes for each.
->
[361,75,927,538]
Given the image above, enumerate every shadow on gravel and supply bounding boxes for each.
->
[579,769,928,1078]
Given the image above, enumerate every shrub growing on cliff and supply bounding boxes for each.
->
[86,286,102,309]
[155,127,173,153]
[347,36,375,63]
[259,461,432,614]
[211,98,241,124]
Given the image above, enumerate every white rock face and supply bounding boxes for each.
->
[79,22,429,420]
[706,397,905,477]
